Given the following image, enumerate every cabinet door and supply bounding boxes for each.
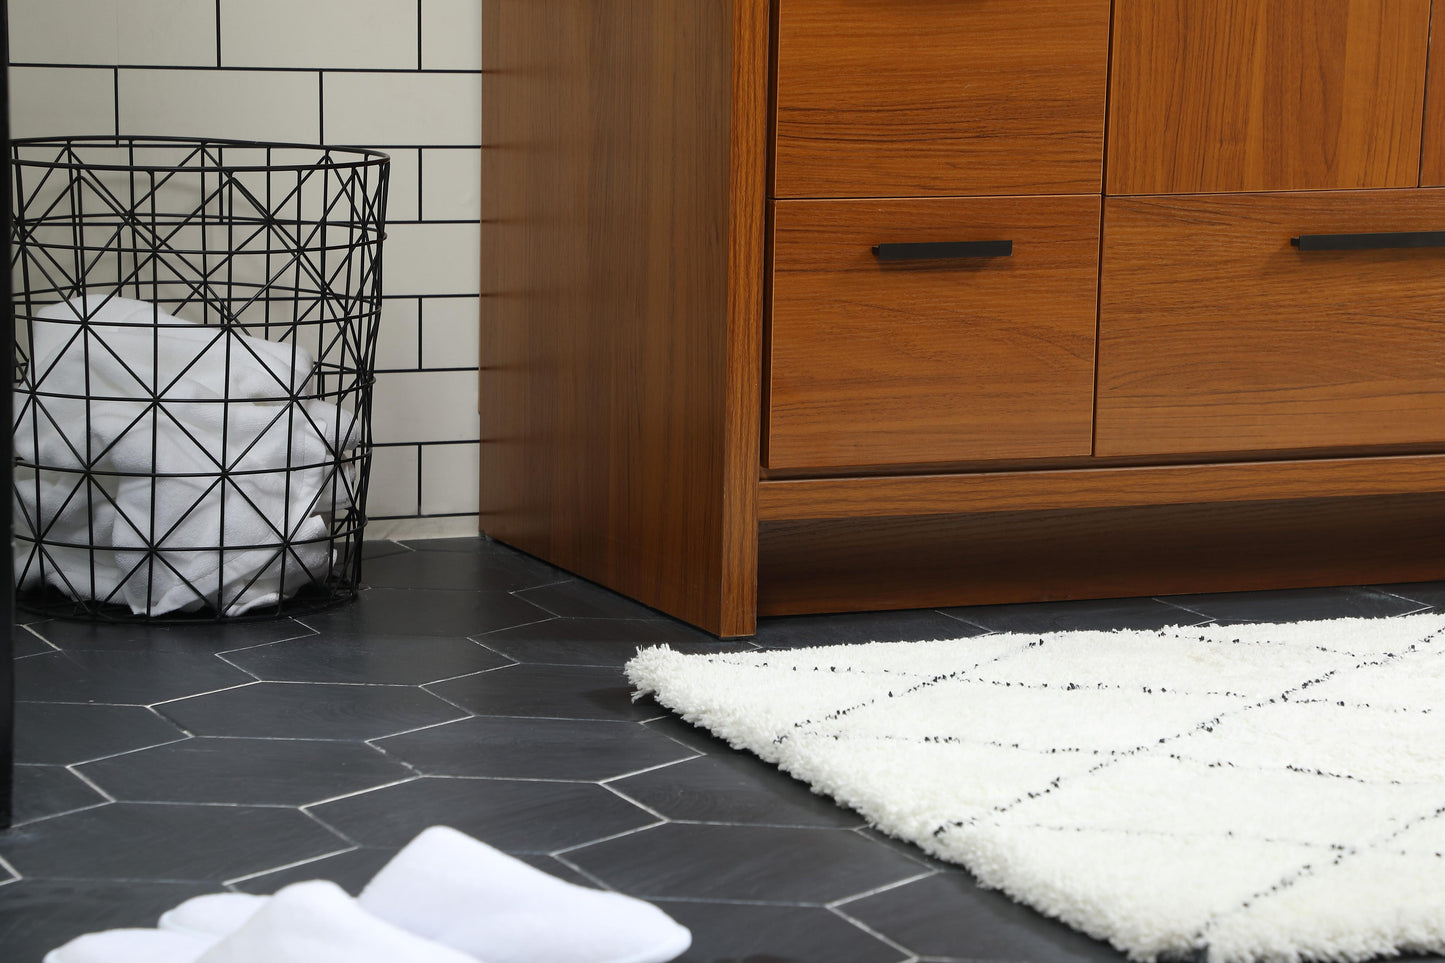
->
[1109,0,1431,195]
[1423,7,1445,185]
[1096,191,1445,458]
[766,196,1099,471]
[773,0,1111,198]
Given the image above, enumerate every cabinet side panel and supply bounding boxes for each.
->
[480,0,764,635]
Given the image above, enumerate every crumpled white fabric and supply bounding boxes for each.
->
[13,294,361,615]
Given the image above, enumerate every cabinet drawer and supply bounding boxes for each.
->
[1096,191,1445,457]
[773,0,1110,199]
[767,196,1100,471]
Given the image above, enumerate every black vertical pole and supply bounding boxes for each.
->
[1,0,15,829]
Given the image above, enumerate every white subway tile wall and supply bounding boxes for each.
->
[7,0,483,524]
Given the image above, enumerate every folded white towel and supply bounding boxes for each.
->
[194,881,480,963]
[13,295,361,615]
[359,826,693,963]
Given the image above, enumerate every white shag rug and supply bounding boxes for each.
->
[625,614,1445,963]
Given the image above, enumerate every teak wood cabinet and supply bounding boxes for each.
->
[481,0,1445,637]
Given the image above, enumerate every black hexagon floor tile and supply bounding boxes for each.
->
[299,587,550,638]
[608,754,864,828]
[14,649,253,705]
[307,776,657,853]
[563,823,926,904]
[76,737,412,806]
[427,662,659,721]
[231,846,399,896]
[837,872,1129,962]
[223,633,512,685]
[12,625,52,658]
[0,879,222,963]
[10,765,108,826]
[476,618,754,667]
[362,546,564,592]
[373,715,695,781]
[939,597,1207,634]
[362,539,413,560]
[753,608,991,649]
[156,682,466,740]
[0,802,345,882]
[655,900,908,963]
[641,714,739,757]
[14,702,187,765]
[1157,586,1426,623]
[1365,580,1445,608]
[27,617,314,653]
[514,578,667,620]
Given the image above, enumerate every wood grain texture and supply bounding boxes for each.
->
[1096,190,1445,458]
[759,495,1445,615]
[766,196,1100,470]
[478,0,767,637]
[773,0,1111,198]
[758,454,1445,520]
[1422,6,1445,185]
[1108,0,1432,194]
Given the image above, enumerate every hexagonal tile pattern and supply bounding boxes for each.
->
[563,823,927,904]
[10,766,107,826]
[224,633,512,685]
[308,776,658,853]
[427,662,659,721]
[476,618,755,667]
[29,617,314,653]
[0,803,345,882]
[9,535,1439,962]
[77,738,412,805]
[658,901,907,963]
[837,872,1131,962]
[373,716,695,780]
[156,682,466,740]
[0,879,222,963]
[609,754,865,828]
[14,703,186,765]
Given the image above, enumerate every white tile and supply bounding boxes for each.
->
[365,444,419,517]
[219,0,416,69]
[382,148,422,222]
[371,370,479,444]
[118,0,218,67]
[383,223,481,296]
[9,0,118,64]
[421,148,481,221]
[376,297,422,370]
[421,297,479,370]
[324,72,481,146]
[118,69,321,143]
[421,0,483,70]
[8,67,116,137]
[420,443,480,515]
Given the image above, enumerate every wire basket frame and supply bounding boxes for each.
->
[10,136,389,620]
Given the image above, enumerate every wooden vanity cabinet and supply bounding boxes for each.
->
[482,0,1445,637]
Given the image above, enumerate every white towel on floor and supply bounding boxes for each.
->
[13,295,361,615]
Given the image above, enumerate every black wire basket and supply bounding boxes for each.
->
[10,136,389,620]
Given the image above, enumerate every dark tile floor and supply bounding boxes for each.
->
[2,536,1443,963]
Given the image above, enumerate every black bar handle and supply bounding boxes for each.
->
[1291,230,1445,252]
[872,240,1013,261]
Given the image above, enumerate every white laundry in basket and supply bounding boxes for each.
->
[13,295,361,615]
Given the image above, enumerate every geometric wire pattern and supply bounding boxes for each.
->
[10,136,389,620]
